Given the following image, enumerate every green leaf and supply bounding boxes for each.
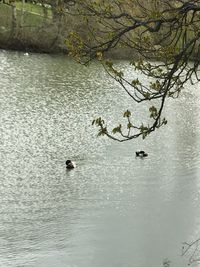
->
[112,124,122,134]
[144,92,150,99]
[127,122,133,129]
[131,79,140,87]
[123,110,131,118]
[149,106,158,119]
[105,60,113,68]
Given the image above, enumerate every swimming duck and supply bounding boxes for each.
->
[66,160,76,169]
[136,151,148,158]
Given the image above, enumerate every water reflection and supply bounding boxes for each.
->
[0,50,200,267]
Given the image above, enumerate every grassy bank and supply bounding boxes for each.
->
[0,2,66,53]
[1,2,53,28]
[16,2,52,17]
[0,2,135,57]
[0,2,194,59]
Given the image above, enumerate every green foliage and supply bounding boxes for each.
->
[96,51,103,60]
[66,32,84,60]
[123,110,131,118]
[92,117,105,126]
[140,124,149,139]
[105,60,124,78]
[130,59,144,71]
[105,60,113,68]
[150,80,161,91]
[69,0,200,142]
[149,106,158,119]
[127,122,133,129]
[92,117,107,136]
[144,92,151,99]
[150,10,162,18]
[112,124,122,134]
[131,79,141,87]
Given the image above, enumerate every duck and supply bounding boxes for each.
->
[136,151,148,158]
[66,160,76,169]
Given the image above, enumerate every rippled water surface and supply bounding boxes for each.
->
[1,50,200,267]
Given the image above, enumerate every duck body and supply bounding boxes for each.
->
[136,151,148,158]
[66,160,76,169]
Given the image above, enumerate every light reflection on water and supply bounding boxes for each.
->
[0,50,200,267]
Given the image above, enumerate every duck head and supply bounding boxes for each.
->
[66,160,76,169]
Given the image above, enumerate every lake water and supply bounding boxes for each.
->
[0,50,200,267]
